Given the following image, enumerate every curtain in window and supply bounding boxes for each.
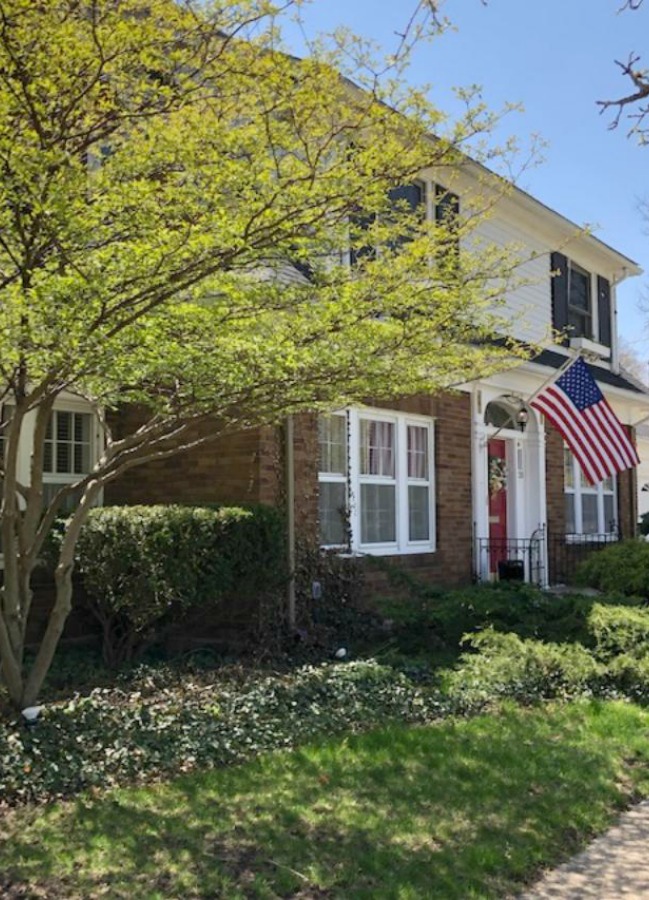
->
[361,420,394,476]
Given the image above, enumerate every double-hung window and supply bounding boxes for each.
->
[550,253,612,348]
[564,445,617,536]
[318,408,435,554]
[43,409,95,510]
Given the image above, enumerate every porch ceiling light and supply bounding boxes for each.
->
[516,406,529,432]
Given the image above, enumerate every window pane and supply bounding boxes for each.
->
[56,442,71,474]
[563,447,574,489]
[569,267,590,311]
[43,442,53,473]
[74,413,90,444]
[568,309,590,338]
[56,412,71,442]
[360,484,396,543]
[408,426,428,479]
[565,494,576,533]
[319,482,347,546]
[408,485,430,541]
[74,442,91,474]
[604,494,616,533]
[582,494,598,534]
[318,416,347,475]
[42,481,81,514]
[360,420,394,477]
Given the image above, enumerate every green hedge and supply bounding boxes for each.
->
[67,504,286,666]
[577,539,649,597]
[588,603,649,661]
[444,629,603,711]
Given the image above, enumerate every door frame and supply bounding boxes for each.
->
[471,386,548,585]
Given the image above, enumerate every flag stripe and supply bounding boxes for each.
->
[532,388,606,483]
[598,399,639,467]
[530,356,638,486]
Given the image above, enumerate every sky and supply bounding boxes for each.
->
[280,0,649,372]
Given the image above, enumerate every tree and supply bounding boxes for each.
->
[598,1,649,138]
[0,0,530,711]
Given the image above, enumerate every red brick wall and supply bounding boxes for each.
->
[105,407,280,508]
[545,426,565,537]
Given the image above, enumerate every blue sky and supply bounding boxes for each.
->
[282,0,649,370]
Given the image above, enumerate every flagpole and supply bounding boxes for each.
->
[484,348,581,444]
[523,348,581,410]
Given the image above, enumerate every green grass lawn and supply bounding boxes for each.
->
[3,699,649,899]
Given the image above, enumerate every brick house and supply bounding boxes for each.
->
[31,164,648,597]
[95,166,648,591]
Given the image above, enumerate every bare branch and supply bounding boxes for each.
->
[597,52,649,133]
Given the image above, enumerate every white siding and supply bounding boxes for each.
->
[471,213,551,345]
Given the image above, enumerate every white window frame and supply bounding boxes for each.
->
[318,407,436,555]
[563,445,617,538]
[42,405,101,510]
[317,412,349,548]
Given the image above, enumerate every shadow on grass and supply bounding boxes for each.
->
[3,700,649,900]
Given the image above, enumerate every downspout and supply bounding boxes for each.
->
[286,415,296,629]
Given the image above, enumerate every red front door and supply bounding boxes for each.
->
[488,439,508,575]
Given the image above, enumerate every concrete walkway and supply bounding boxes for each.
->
[519,800,649,898]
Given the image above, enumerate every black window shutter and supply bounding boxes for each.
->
[550,252,569,345]
[597,275,612,347]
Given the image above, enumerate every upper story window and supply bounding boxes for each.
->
[349,180,459,266]
[550,252,612,349]
[317,408,435,555]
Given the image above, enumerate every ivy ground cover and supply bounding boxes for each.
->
[3,699,649,899]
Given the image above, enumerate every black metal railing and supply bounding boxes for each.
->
[474,534,545,586]
[547,531,618,585]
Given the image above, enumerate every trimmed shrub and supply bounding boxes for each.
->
[588,603,649,661]
[372,582,638,657]
[64,504,286,667]
[605,654,649,704]
[577,539,649,597]
[445,629,603,712]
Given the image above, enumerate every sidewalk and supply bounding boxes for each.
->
[519,800,649,898]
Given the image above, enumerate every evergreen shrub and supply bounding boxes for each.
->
[67,504,286,666]
[577,539,649,597]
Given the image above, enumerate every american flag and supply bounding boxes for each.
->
[531,356,639,485]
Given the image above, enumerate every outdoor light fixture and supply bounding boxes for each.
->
[516,406,529,432]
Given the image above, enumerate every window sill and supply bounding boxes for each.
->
[569,337,611,360]
[357,542,436,557]
[564,533,618,544]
